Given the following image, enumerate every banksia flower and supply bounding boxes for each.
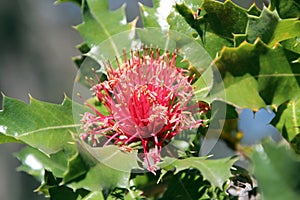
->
[80,47,207,173]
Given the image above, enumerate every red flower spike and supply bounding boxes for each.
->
[80,47,207,173]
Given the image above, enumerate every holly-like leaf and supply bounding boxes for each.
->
[213,40,300,109]
[171,1,233,58]
[252,140,300,199]
[159,156,237,188]
[75,0,130,49]
[201,0,248,39]
[246,8,279,44]
[0,95,84,155]
[245,7,300,47]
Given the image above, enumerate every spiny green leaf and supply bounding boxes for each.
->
[75,0,130,49]
[175,3,204,41]
[246,8,279,44]
[214,40,300,109]
[245,7,300,47]
[171,1,233,58]
[252,140,300,199]
[159,156,237,188]
[201,0,248,39]
[0,95,84,155]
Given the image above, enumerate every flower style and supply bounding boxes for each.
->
[80,47,207,173]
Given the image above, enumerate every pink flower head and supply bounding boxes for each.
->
[80,47,207,173]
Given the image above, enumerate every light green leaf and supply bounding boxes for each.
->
[252,140,300,199]
[55,0,81,6]
[82,191,105,200]
[258,44,300,107]
[75,0,130,49]
[0,95,84,155]
[269,19,300,47]
[159,156,237,188]
[0,132,20,144]
[281,37,300,54]
[276,98,300,142]
[69,140,140,191]
[69,162,130,191]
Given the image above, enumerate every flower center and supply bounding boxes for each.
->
[127,84,174,136]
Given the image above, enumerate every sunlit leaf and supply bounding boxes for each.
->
[276,98,300,142]
[0,95,85,155]
[159,156,237,188]
[213,40,300,109]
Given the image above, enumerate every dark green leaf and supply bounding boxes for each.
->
[201,0,248,39]
[270,0,300,19]
[161,170,210,200]
[175,3,204,41]
[62,152,88,184]
[246,8,279,44]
